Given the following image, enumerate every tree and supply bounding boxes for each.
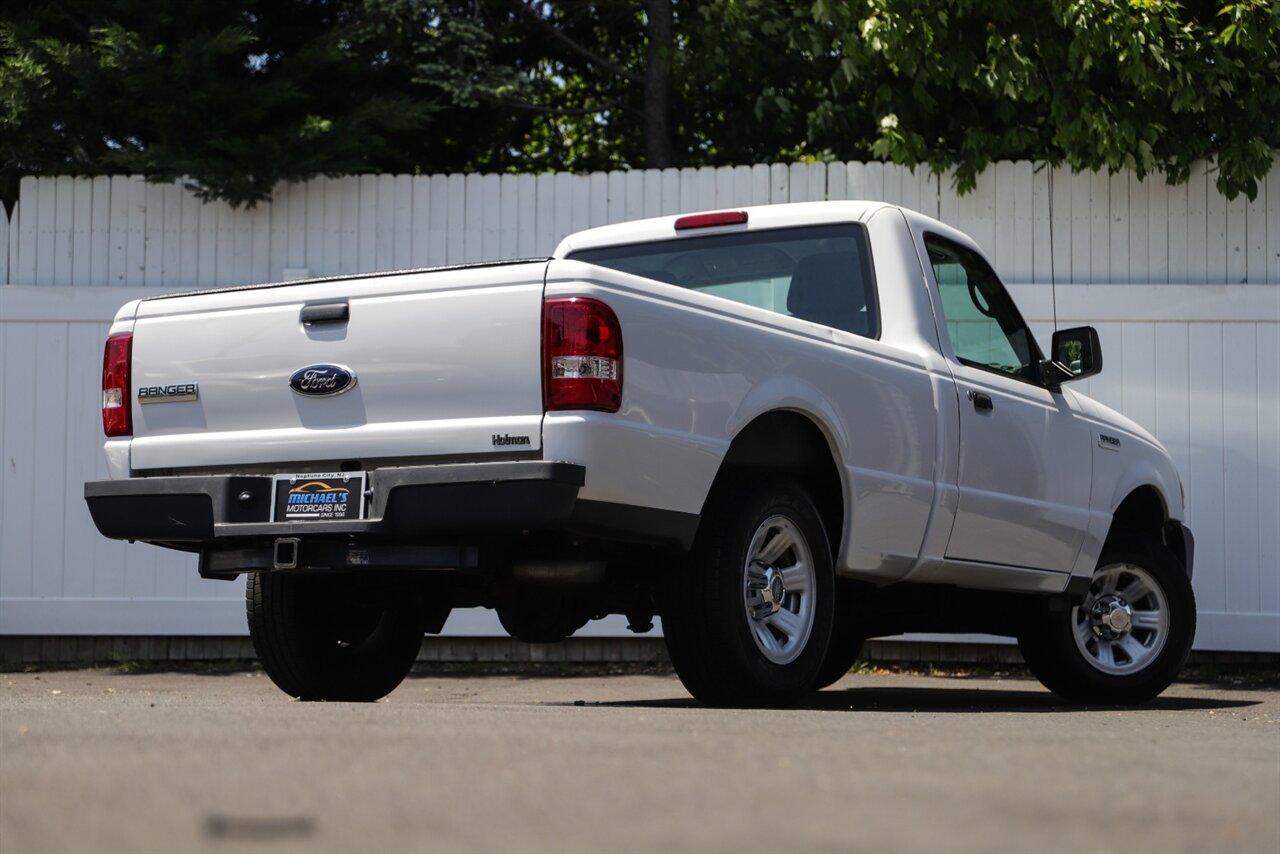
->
[443,1,833,172]
[811,0,1280,199]
[1,1,836,205]
[0,1,546,207]
[4,1,1276,208]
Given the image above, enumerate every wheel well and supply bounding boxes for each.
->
[1105,486,1167,549]
[713,411,844,555]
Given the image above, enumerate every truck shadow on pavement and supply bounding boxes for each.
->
[800,686,1264,713]
[593,685,1264,713]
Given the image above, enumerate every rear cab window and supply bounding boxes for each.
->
[568,224,879,339]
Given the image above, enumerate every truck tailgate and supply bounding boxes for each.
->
[127,261,547,472]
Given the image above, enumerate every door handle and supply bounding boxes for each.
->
[968,390,994,412]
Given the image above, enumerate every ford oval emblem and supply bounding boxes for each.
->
[289,364,357,397]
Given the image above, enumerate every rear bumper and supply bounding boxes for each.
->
[86,462,585,543]
[84,461,698,555]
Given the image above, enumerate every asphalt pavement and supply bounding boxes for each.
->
[2,667,1277,854]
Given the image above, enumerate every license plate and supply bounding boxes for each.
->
[273,473,365,522]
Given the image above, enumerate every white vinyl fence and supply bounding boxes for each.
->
[2,160,1277,650]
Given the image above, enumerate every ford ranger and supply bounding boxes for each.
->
[85,201,1196,706]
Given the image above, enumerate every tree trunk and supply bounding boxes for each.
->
[643,0,673,169]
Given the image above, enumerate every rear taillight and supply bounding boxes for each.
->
[102,333,133,437]
[543,298,622,412]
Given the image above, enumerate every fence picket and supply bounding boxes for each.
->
[498,174,520,260]
[1226,188,1248,285]
[1186,162,1210,284]
[68,179,92,286]
[1245,174,1268,284]
[1029,163,1051,285]
[1144,174,1168,285]
[0,201,7,285]
[409,175,432,267]
[1165,171,1188,284]
[714,165,735,208]
[1069,169,1092,283]
[427,174,448,265]
[465,172,486,264]
[623,170,644,225]
[586,171,609,230]
[1269,165,1280,284]
[827,161,848,201]
[844,160,875,202]
[1109,171,1129,285]
[643,168,666,218]
[769,163,788,203]
[695,165,717,210]
[141,180,165,287]
[749,163,770,205]
[662,167,683,214]
[515,173,537,258]
[36,177,59,286]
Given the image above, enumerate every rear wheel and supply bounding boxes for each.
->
[1018,537,1195,704]
[662,477,834,706]
[247,571,425,701]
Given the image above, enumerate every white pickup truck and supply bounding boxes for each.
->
[86,201,1196,706]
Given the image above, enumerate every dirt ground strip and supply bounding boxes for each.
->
[2,668,1277,854]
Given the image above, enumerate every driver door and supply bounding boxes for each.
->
[925,234,1092,573]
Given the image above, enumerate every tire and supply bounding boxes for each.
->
[661,477,834,707]
[247,571,425,702]
[496,590,589,643]
[815,613,865,691]
[1018,537,1196,704]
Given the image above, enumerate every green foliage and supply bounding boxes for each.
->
[416,1,831,173]
[0,1,534,206]
[2,1,1276,207]
[812,0,1280,199]
[681,1,839,164]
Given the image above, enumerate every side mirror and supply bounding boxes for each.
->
[1043,326,1103,386]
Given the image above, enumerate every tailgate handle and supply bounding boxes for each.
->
[301,302,349,325]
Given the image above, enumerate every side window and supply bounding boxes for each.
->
[569,224,879,339]
[925,234,1040,381]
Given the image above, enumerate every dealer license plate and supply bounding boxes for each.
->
[273,473,365,522]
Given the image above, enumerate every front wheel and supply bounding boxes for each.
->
[247,571,425,701]
[661,477,834,707]
[814,603,865,691]
[1018,537,1196,704]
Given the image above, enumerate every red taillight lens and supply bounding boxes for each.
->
[673,210,748,230]
[102,333,133,437]
[543,298,622,412]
